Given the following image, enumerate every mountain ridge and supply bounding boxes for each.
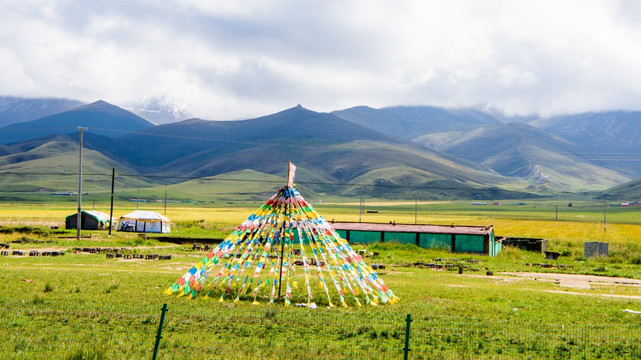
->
[532,111,641,176]
[0,100,155,145]
[0,96,84,128]
[332,105,504,140]
[2,98,641,199]
[1,102,536,199]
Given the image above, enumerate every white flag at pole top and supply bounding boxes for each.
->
[287,161,296,187]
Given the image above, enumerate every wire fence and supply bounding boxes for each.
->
[0,298,639,359]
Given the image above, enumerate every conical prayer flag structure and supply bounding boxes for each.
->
[165,164,398,307]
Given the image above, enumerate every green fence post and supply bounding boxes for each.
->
[403,314,412,360]
[152,303,168,360]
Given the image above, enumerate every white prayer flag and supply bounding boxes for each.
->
[287,161,296,187]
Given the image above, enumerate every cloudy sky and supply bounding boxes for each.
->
[2,0,641,119]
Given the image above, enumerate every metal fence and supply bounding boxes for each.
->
[0,298,639,359]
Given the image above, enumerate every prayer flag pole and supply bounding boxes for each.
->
[278,161,295,298]
[286,160,296,188]
[277,228,285,298]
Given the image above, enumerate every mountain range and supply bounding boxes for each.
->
[532,112,641,177]
[1,96,640,201]
[0,100,153,145]
[0,96,83,128]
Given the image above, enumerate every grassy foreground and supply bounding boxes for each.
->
[1,202,641,359]
[1,242,640,359]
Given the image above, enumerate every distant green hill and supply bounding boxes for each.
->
[334,106,640,192]
[159,169,327,203]
[90,105,404,169]
[1,105,536,200]
[0,135,149,195]
[601,178,641,200]
[80,106,533,199]
[423,122,631,191]
[5,99,641,201]
[0,100,154,145]
[156,139,532,199]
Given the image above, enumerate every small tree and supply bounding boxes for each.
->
[568,202,573,208]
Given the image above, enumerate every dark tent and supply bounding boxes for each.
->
[65,211,115,230]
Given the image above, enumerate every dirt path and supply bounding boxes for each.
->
[446,272,641,302]
[502,272,641,289]
[5,244,180,253]
[538,289,641,301]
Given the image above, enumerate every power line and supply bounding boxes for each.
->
[0,170,526,193]
[446,151,641,162]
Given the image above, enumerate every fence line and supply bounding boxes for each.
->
[0,298,639,359]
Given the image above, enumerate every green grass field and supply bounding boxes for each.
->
[1,201,640,359]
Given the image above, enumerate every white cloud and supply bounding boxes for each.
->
[1,0,641,118]
[497,65,538,87]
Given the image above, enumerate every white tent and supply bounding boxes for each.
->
[118,210,171,233]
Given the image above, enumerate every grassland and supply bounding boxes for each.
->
[1,200,640,359]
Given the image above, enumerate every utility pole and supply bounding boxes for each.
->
[164,189,167,215]
[109,168,115,235]
[555,205,558,221]
[603,199,607,232]
[415,198,418,224]
[137,185,140,210]
[76,127,87,241]
[359,191,363,223]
